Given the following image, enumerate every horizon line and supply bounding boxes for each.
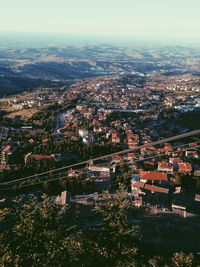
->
[0,31,200,47]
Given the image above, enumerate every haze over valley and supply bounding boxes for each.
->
[1,33,200,96]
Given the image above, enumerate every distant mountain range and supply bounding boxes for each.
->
[0,34,200,96]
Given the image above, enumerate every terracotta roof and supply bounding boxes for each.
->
[128,143,138,149]
[158,161,173,171]
[112,134,119,139]
[186,151,198,157]
[31,155,54,160]
[68,169,76,176]
[164,143,172,147]
[131,180,145,188]
[144,184,169,194]
[42,138,49,143]
[144,161,155,166]
[2,146,11,153]
[140,147,147,154]
[129,164,137,170]
[112,155,122,162]
[189,143,197,147]
[164,143,173,152]
[128,153,136,159]
[178,163,192,173]
[131,180,169,193]
[169,158,183,164]
[139,170,168,181]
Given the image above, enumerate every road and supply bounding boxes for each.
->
[1,128,200,189]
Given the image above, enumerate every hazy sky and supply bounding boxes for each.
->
[1,0,200,40]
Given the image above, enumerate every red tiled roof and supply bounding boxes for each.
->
[178,163,192,173]
[144,184,169,194]
[164,143,172,147]
[42,139,49,143]
[128,153,136,159]
[112,155,122,162]
[129,144,138,149]
[131,180,169,193]
[131,181,145,188]
[112,134,119,138]
[164,143,173,152]
[139,170,168,181]
[68,169,76,176]
[189,143,197,147]
[158,161,173,171]
[140,147,147,154]
[31,155,54,160]
[144,161,155,166]
[129,164,137,170]
[2,146,11,153]
[186,151,198,157]
[169,158,183,164]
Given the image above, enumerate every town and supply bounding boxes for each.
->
[1,72,200,255]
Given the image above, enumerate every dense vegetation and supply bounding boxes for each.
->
[0,187,198,266]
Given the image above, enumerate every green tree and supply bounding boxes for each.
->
[0,195,75,266]
[91,185,141,266]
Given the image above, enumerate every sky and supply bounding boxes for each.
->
[0,0,200,41]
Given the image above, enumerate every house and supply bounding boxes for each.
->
[195,194,200,201]
[139,170,168,183]
[194,170,200,177]
[178,162,192,174]
[140,147,147,156]
[129,164,137,172]
[12,103,23,109]
[79,129,89,138]
[164,143,173,155]
[189,143,198,148]
[131,179,169,194]
[24,153,56,163]
[112,155,122,163]
[131,180,145,190]
[112,134,120,143]
[1,145,16,165]
[68,169,81,178]
[71,136,78,141]
[88,164,111,173]
[157,161,173,173]
[128,142,138,149]
[144,161,155,168]
[169,158,183,164]
[144,184,169,194]
[42,138,49,143]
[111,120,121,127]
[127,153,136,161]
[185,150,198,159]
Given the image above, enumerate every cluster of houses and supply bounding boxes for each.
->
[0,75,200,215]
[3,88,62,110]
